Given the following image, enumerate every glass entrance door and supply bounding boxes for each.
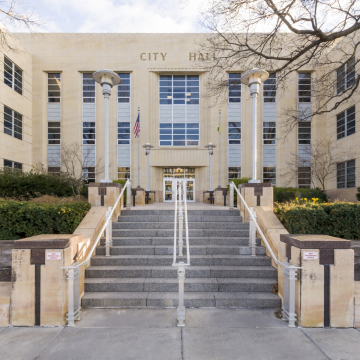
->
[163,179,195,202]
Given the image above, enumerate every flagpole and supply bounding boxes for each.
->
[218,110,221,188]
[137,107,140,188]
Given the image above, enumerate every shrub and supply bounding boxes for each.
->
[275,201,360,240]
[0,168,86,200]
[112,179,127,203]
[0,201,91,240]
[274,187,327,203]
[356,187,360,201]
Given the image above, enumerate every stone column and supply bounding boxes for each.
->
[131,187,145,206]
[280,234,354,328]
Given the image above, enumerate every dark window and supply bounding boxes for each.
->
[83,167,95,184]
[48,73,61,102]
[4,159,22,171]
[337,160,356,189]
[298,73,311,103]
[263,167,276,185]
[3,105,23,140]
[4,56,22,95]
[263,73,276,102]
[298,121,311,145]
[118,73,130,103]
[228,122,241,145]
[48,122,61,145]
[298,167,311,188]
[337,106,355,139]
[228,73,241,103]
[337,57,355,94]
[118,167,130,180]
[83,73,95,103]
[83,122,96,145]
[263,122,276,145]
[228,167,241,181]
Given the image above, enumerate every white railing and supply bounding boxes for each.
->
[63,179,130,326]
[230,181,301,327]
[172,180,190,327]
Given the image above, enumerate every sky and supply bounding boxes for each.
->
[2,0,207,33]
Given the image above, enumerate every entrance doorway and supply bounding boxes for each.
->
[163,168,195,202]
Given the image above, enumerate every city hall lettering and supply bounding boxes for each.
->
[139,52,215,61]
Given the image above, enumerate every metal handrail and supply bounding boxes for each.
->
[64,179,130,326]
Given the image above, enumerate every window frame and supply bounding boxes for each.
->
[117,73,131,103]
[263,73,277,103]
[3,105,23,140]
[336,106,356,140]
[228,73,242,103]
[48,121,61,145]
[83,121,96,145]
[337,57,356,94]
[228,121,241,145]
[298,121,311,145]
[337,160,356,189]
[228,167,241,181]
[4,56,23,95]
[263,122,276,145]
[298,72,311,103]
[298,166,311,188]
[82,167,96,184]
[3,159,22,171]
[118,121,131,145]
[48,73,61,103]
[263,166,276,185]
[117,167,131,180]
[82,73,95,103]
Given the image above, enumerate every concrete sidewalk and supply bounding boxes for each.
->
[1,308,360,360]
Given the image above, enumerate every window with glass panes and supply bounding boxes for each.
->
[4,56,22,95]
[263,73,276,102]
[4,159,22,170]
[48,122,61,145]
[228,167,241,180]
[83,122,95,145]
[298,121,311,144]
[118,73,130,103]
[337,106,355,140]
[263,122,276,144]
[298,73,311,102]
[159,75,199,146]
[298,167,311,188]
[83,73,95,103]
[337,57,355,94]
[48,73,61,102]
[82,167,95,184]
[263,167,276,185]
[48,167,60,175]
[228,122,241,144]
[118,167,130,180]
[4,105,22,140]
[228,73,241,102]
[337,160,356,188]
[117,122,130,145]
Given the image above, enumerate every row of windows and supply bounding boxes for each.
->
[159,123,200,146]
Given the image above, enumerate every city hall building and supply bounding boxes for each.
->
[0,31,359,202]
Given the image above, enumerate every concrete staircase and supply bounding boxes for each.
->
[82,209,281,308]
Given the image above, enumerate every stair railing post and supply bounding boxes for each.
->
[126,180,131,209]
[178,181,184,257]
[283,264,297,327]
[66,266,75,326]
[249,207,257,256]
[229,182,234,210]
[177,263,186,326]
[105,206,112,257]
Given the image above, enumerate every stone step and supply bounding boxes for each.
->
[95,245,266,256]
[90,254,270,266]
[118,215,242,223]
[102,237,261,247]
[85,265,278,279]
[120,209,240,216]
[84,278,277,293]
[81,291,281,308]
[112,229,249,238]
[113,222,248,230]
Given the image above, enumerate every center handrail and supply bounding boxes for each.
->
[231,181,301,269]
[63,179,130,271]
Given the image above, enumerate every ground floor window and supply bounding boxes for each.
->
[228,167,241,181]
[118,167,130,180]
[263,167,276,185]
[298,167,311,188]
[163,167,195,179]
[83,167,95,184]
[337,160,355,189]
[48,167,61,175]
[4,159,22,171]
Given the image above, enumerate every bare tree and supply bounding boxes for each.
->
[0,1,41,49]
[53,142,105,196]
[284,139,351,191]
[199,0,360,131]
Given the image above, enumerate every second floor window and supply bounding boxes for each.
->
[337,160,355,189]
[118,73,131,103]
[263,122,276,145]
[48,122,61,145]
[118,122,130,145]
[337,106,355,140]
[83,73,95,103]
[337,57,355,94]
[228,73,241,103]
[228,122,241,145]
[298,121,311,145]
[48,73,61,102]
[298,73,311,102]
[263,73,276,102]
[4,105,22,140]
[4,56,22,95]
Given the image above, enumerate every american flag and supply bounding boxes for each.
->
[133,113,140,138]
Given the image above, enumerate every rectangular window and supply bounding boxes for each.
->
[298,73,311,102]
[263,73,276,102]
[48,73,61,102]
[3,105,23,140]
[118,167,130,180]
[83,122,95,145]
[4,56,22,95]
[3,159,22,170]
[228,122,241,145]
[263,122,276,145]
[48,167,60,175]
[228,167,241,181]
[298,167,311,188]
[337,106,355,140]
[118,73,131,103]
[263,167,276,185]
[337,160,356,189]
[298,121,311,145]
[83,73,95,103]
[159,75,199,105]
[48,122,61,145]
[159,123,199,146]
[228,73,241,103]
[337,57,355,94]
[118,122,130,145]
[82,167,95,184]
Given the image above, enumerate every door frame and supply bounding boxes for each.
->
[162,178,195,202]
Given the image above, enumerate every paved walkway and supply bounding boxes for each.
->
[1,308,360,360]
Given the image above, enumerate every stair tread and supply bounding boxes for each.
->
[92,254,267,259]
[86,265,276,271]
[97,245,260,249]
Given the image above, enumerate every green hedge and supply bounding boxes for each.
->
[275,202,360,240]
[0,169,80,200]
[0,201,91,240]
[274,187,327,203]
[112,179,127,203]
[228,178,251,206]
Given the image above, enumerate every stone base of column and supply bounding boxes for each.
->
[214,188,229,206]
[238,183,273,222]
[131,187,145,206]
[145,191,155,205]
[203,191,214,204]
